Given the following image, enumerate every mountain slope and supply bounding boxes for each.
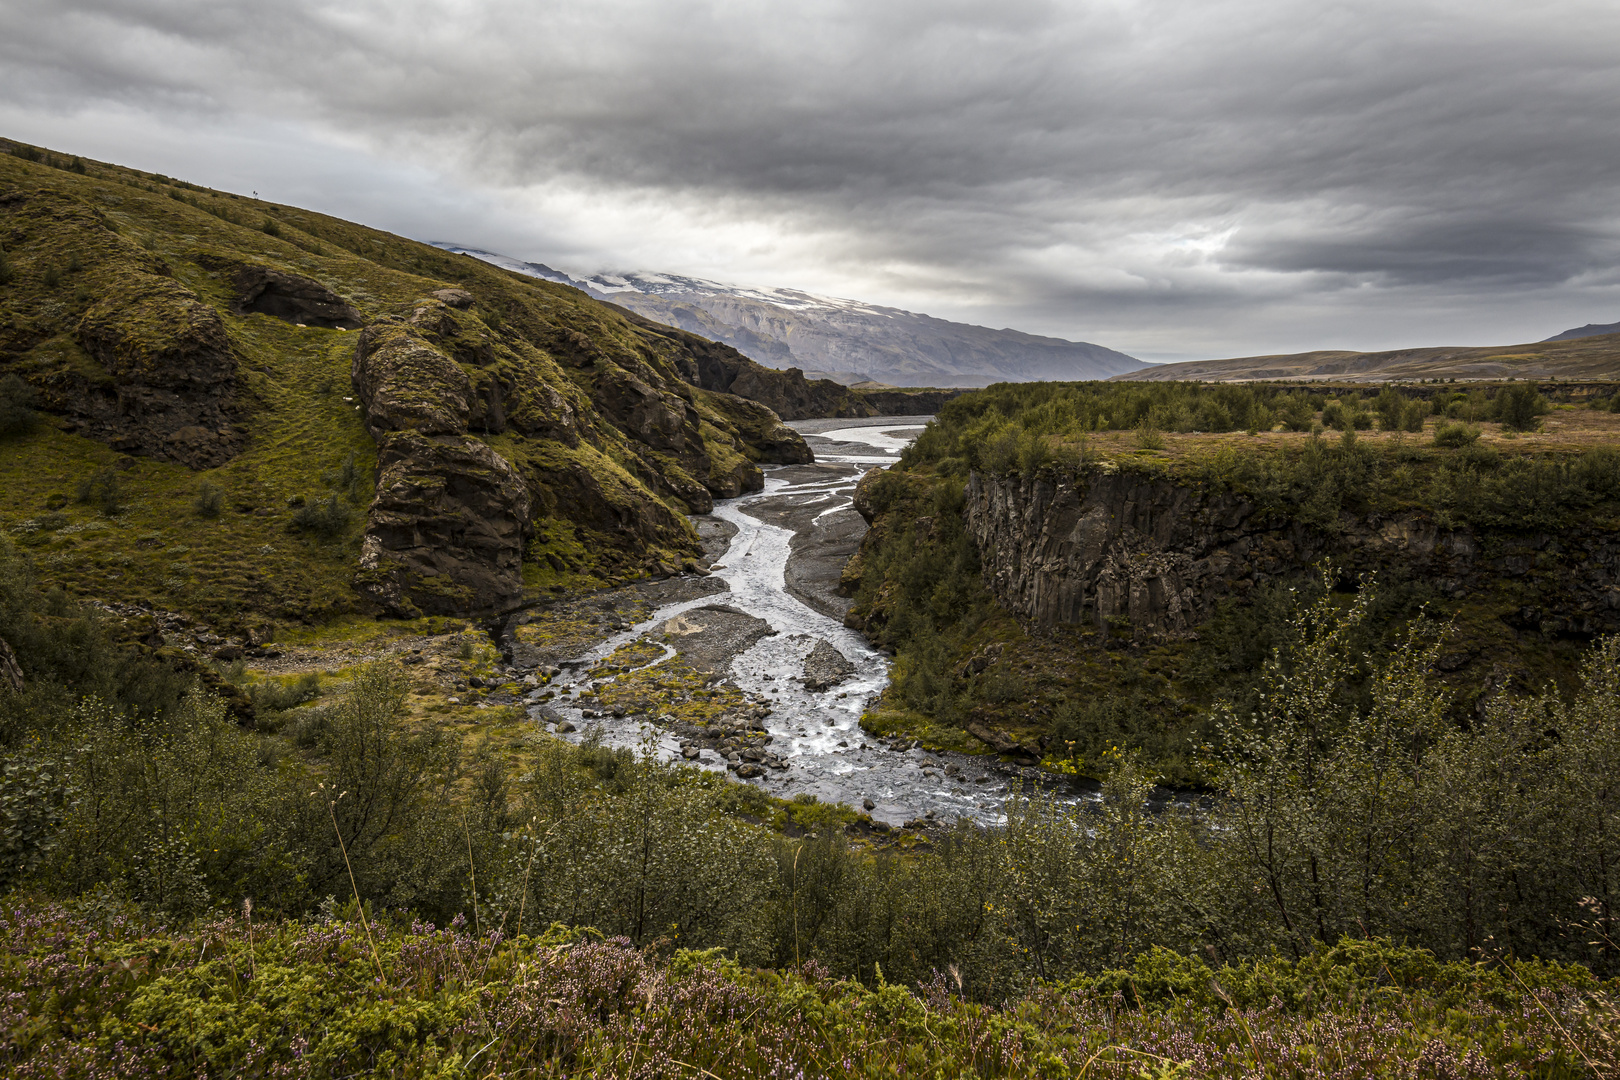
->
[0,140,818,627]
[437,247,1145,388]
[1111,332,1620,383]
[1544,319,1620,342]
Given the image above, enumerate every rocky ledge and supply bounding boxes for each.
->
[965,463,1620,646]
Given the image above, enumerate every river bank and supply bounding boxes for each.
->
[503,416,1079,826]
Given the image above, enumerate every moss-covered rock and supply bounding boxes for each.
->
[357,431,531,616]
[351,318,471,437]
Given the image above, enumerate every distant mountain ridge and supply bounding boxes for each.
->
[434,245,1144,388]
[1110,332,1620,384]
[1545,319,1620,342]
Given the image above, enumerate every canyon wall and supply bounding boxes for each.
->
[964,464,1620,645]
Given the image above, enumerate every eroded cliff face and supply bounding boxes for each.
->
[348,295,814,617]
[965,465,1620,644]
[349,316,532,616]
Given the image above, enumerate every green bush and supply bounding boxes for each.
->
[74,466,124,515]
[1432,419,1481,447]
[248,673,320,726]
[191,479,223,518]
[1321,397,1371,431]
[0,756,71,891]
[291,493,352,538]
[1373,386,1406,430]
[321,450,369,504]
[1494,382,1549,430]
[1400,397,1428,432]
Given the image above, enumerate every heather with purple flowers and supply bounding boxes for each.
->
[2,902,1614,1078]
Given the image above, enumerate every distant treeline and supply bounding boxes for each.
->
[894,380,1620,532]
[905,380,1595,474]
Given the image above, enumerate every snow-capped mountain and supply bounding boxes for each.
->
[434,244,1144,388]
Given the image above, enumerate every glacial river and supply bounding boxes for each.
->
[530,417,1064,825]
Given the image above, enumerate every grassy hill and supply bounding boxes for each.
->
[0,139,815,633]
[1114,331,1620,383]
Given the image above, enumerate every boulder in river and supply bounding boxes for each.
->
[802,639,856,691]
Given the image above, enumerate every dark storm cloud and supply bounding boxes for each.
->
[4,0,1618,355]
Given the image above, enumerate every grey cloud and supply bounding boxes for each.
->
[3,0,1619,355]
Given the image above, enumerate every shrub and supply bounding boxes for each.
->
[1263,392,1312,431]
[0,374,37,437]
[0,756,72,891]
[322,450,369,504]
[192,480,223,518]
[1495,383,1549,431]
[1373,387,1407,431]
[291,494,352,539]
[1400,398,1428,432]
[261,217,281,237]
[1321,398,1369,431]
[1133,419,1165,450]
[74,467,124,515]
[249,672,320,715]
[1433,420,1482,448]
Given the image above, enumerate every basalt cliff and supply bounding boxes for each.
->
[963,465,1620,648]
[846,441,1620,774]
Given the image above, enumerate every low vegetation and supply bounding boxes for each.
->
[4,569,1619,1072]
[4,913,1613,1077]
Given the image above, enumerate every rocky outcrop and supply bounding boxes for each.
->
[354,431,532,617]
[703,394,814,466]
[964,465,1620,643]
[0,188,244,468]
[351,318,531,616]
[352,319,472,437]
[613,307,875,420]
[802,639,855,690]
[857,389,966,415]
[74,273,244,468]
[230,265,363,329]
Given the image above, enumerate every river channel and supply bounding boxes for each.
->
[527,416,1069,825]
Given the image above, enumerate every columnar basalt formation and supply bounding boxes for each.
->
[964,465,1620,643]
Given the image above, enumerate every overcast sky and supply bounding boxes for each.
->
[3,0,1618,361]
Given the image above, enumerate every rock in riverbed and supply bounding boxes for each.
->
[802,639,855,691]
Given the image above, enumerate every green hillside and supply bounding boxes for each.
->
[0,139,806,631]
